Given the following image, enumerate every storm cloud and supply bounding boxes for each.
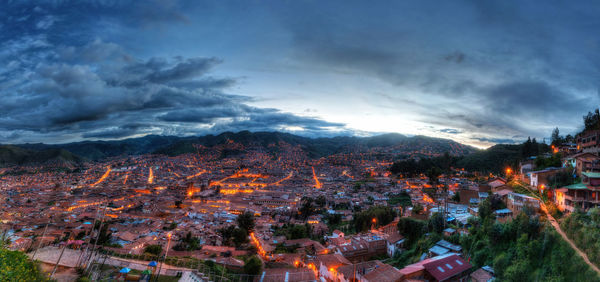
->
[1,1,600,147]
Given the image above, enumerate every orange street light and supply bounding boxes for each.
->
[506,168,512,175]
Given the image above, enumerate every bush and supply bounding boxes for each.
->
[0,248,49,281]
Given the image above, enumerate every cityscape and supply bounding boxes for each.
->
[2,1,600,282]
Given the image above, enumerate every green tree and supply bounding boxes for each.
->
[237,211,255,233]
[232,228,248,247]
[243,256,263,275]
[0,248,49,281]
[144,244,162,256]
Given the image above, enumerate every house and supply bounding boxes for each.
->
[422,254,472,281]
[576,129,600,155]
[316,254,352,281]
[506,192,540,214]
[494,208,513,223]
[528,167,563,189]
[398,253,472,281]
[574,152,600,176]
[361,263,404,282]
[386,233,405,257]
[555,172,600,212]
[470,266,495,282]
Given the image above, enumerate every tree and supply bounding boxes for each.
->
[144,244,162,256]
[237,211,255,233]
[583,108,600,131]
[173,232,201,251]
[352,206,396,232]
[299,198,315,219]
[0,248,49,281]
[232,228,248,247]
[551,127,563,146]
[426,167,442,186]
[397,217,426,243]
[243,256,263,275]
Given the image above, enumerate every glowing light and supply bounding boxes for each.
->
[91,166,111,187]
[123,172,129,185]
[312,167,322,188]
[423,194,435,204]
[147,167,154,184]
[186,170,206,180]
[505,167,512,175]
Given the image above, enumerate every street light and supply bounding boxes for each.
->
[154,232,172,282]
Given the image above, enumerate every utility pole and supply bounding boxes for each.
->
[50,232,70,279]
[32,222,49,260]
[154,232,172,282]
[85,202,108,272]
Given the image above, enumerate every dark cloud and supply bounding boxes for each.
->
[0,2,348,143]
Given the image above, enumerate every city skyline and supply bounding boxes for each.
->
[2,1,600,148]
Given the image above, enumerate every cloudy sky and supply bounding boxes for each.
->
[1,0,599,147]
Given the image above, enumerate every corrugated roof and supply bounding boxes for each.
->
[563,182,589,190]
[582,172,600,178]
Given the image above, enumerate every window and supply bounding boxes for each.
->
[437,266,445,272]
[455,260,463,265]
[446,263,453,269]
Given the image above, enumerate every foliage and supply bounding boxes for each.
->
[535,153,562,170]
[243,256,263,275]
[0,248,49,281]
[144,244,163,256]
[583,108,600,132]
[273,223,311,240]
[387,191,412,207]
[299,197,316,219]
[548,169,577,188]
[396,217,427,244]
[352,206,396,232]
[173,232,201,251]
[390,152,456,177]
[561,208,600,268]
[237,211,255,233]
[219,225,249,247]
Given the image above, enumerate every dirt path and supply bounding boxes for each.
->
[518,181,600,275]
[540,203,600,274]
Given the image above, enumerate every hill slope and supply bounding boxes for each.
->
[0,145,85,167]
[10,131,478,163]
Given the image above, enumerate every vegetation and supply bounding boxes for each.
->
[561,208,600,268]
[237,211,255,233]
[0,248,49,281]
[173,232,201,251]
[390,152,456,177]
[387,191,412,207]
[462,199,599,281]
[352,206,396,232]
[219,225,249,248]
[243,256,263,275]
[273,223,312,240]
[144,244,163,256]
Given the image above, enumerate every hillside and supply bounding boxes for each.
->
[12,131,477,162]
[0,145,85,167]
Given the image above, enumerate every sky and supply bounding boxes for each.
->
[1,0,599,148]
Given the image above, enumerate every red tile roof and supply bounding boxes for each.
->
[423,254,471,281]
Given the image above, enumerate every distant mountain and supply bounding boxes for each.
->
[0,145,85,167]
[7,131,477,165]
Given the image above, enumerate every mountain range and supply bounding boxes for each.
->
[0,131,478,167]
